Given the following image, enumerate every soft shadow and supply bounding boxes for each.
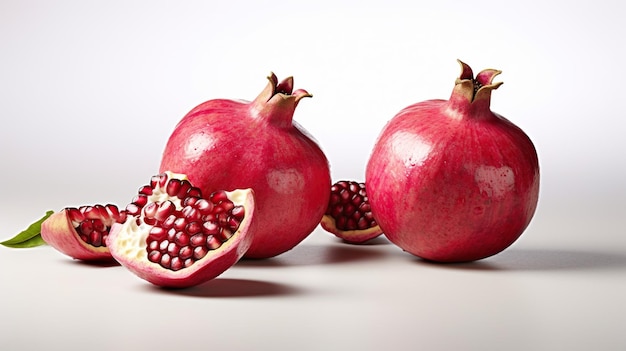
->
[341,236,391,246]
[238,242,390,268]
[415,248,626,272]
[62,258,120,268]
[143,278,303,298]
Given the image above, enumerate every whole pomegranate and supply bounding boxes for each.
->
[366,60,540,262]
[159,73,331,259]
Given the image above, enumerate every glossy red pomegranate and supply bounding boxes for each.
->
[366,60,540,262]
[159,73,330,258]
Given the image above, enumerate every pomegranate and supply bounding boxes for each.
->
[159,73,331,259]
[366,60,540,262]
[107,171,255,288]
[41,204,126,261]
[320,180,382,244]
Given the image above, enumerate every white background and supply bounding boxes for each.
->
[1,1,625,350]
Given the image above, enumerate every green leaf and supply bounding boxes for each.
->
[1,210,54,248]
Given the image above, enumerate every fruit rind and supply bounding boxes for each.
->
[41,210,113,261]
[320,215,382,244]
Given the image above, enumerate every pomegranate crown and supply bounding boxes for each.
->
[256,72,312,104]
[453,59,503,103]
[251,72,312,127]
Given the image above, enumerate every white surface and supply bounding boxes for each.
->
[1,0,625,350]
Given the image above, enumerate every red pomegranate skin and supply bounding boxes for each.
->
[160,74,331,259]
[366,61,539,262]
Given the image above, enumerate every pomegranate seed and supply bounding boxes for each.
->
[148,226,167,239]
[155,201,175,222]
[206,235,221,250]
[148,251,161,263]
[179,246,193,260]
[89,231,102,247]
[194,198,213,214]
[167,242,180,256]
[170,257,183,271]
[340,189,351,202]
[133,195,149,208]
[217,201,235,213]
[161,214,177,229]
[176,180,193,198]
[160,254,172,269]
[186,187,203,198]
[218,228,233,242]
[342,204,356,217]
[173,217,187,231]
[79,221,93,235]
[193,246,208,260]
[167,229,177,242]
[231,206,245,220]
[330,206,343,218]
[202,221,219,236]
[210,190,229,203]
[143,202,158,219]
[357,217,368,230]
[174,231,190,246]
[66,207,84,225]
[92,219,105,233]
[159,240,169,252]
[143,217,157,226]
[227,217,241,231]
[183,197,198,207]
[182,206,200,221]
[125,203,141,216]
[138,185,153,196]
[166,179,182,197]
[190,233,206,247]
[105,204,120,218]
[185,221,202,236]
[184,258,194,268]
[150,173,168,189]
[148,240,159,251]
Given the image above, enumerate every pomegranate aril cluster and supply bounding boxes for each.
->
[67,204,126,247]
[124,173,246,271]
[144,191,245,271]
[326,181,377,231]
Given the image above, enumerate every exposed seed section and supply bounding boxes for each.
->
[326,181,377,231]
[125,173,245,272]
[67,204,126,247]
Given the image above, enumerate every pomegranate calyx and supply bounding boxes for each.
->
[453,59,503,104]
[251,72,312,127]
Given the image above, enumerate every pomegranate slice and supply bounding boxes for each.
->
[320,181,382,243]
[107,171,255,288]
[41,204,126,261]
